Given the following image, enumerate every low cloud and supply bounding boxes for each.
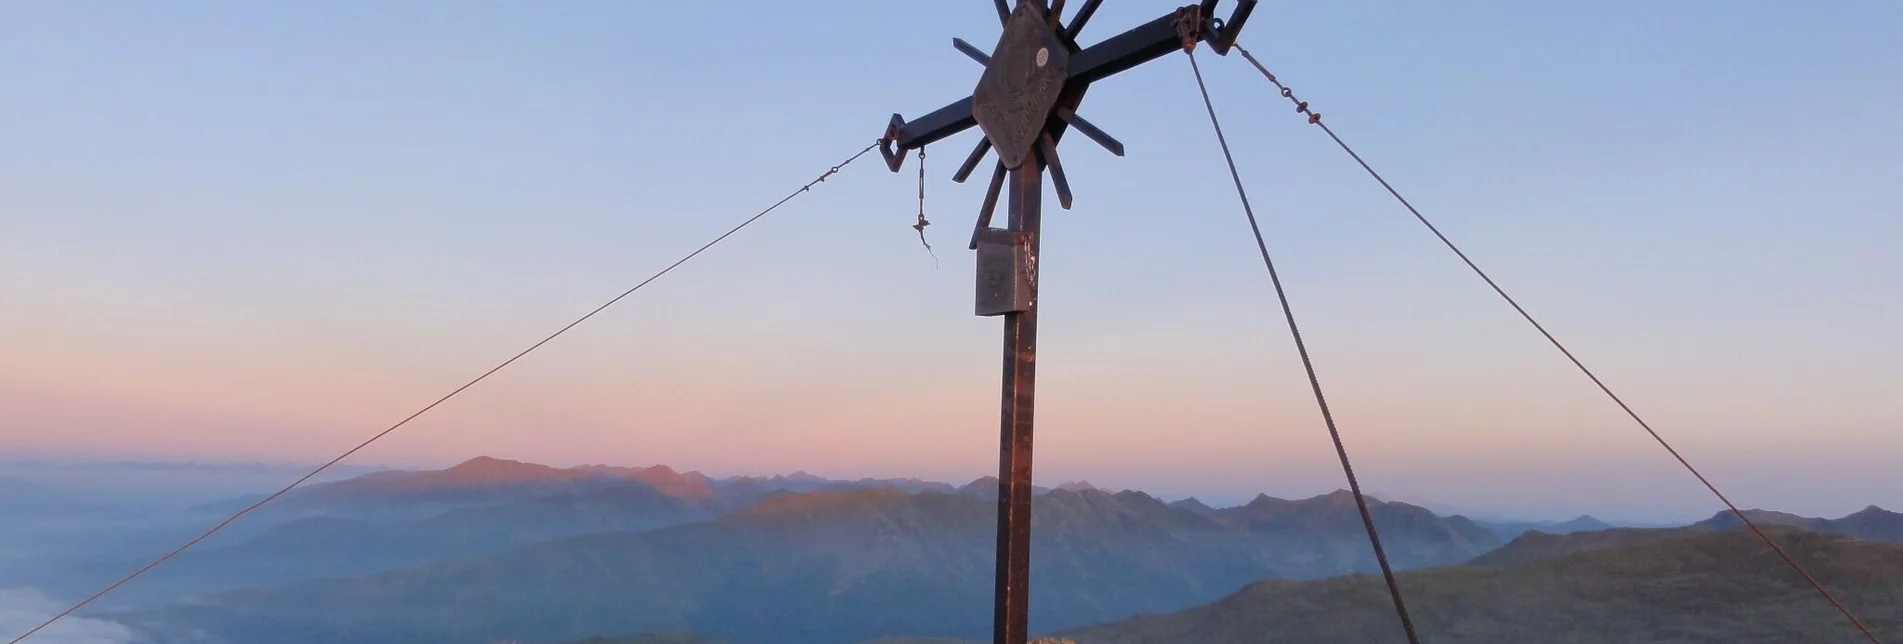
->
[0,588,137,644]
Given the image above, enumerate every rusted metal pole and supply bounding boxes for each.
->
[878,6,1257,643]
[992,159,1042,644]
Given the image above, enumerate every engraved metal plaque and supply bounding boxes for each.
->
[971,1,1071,170]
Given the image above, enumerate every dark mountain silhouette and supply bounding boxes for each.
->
[1168,497,1220,517]
[1472,514,1615,540]
[210,456,684,522]
[845,477,959,493]
[1470,506,1903,572]
[694,470,959,499]
[1834,506,1903,539]
[1698,506,1903,543]
[949,476,1054,501]
[1059,527,1903,643]
[295,456,705,503]
[1363,490,1509,522]
[121,488,1499,644]
[227,457,966,523]
[956,477,996,499]
[1470,525,1705,567]
[1550,514,1614,531]
[1210,490,1501,571]
[575,464,716,500]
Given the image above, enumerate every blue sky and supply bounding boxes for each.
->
[2,1,1898,522]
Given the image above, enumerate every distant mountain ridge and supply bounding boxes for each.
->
[1211,490,1502,572]
[1471,525,1703,567]
[121,486,1505,644]
[1169,497,1219,516]
[573,526,1903,644]
[1056,527,1903,643]
[1698,505,1903,543]
[288,456,968,508]
[1467,505,1903,569]
[300,456,710,500]
[36,454,1903,644]
[1471,514,1614,540]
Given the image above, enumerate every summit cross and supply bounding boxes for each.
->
[873,2,1256,642]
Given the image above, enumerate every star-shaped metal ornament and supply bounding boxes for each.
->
[878,0,1256,247]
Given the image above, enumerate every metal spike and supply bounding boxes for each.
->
[953,138,993,183]
[953,38,991,66]
[970,161,1007,250]
[1056,106,1124,157]
[1065,0,1102,38]
[1039,132,1073,210]
[993,0,1009,25]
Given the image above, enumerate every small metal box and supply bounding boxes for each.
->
[974,227,1033,316]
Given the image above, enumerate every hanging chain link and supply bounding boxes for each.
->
[913,147,937,267]
[1233,44,1322,125]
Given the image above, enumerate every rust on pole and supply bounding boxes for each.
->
[875,2,1255,642]
[996,160,1044,644]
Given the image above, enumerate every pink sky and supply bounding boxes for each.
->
[4,268,1896,522]
[3,0,1898,523]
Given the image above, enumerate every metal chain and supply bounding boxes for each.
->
[1232,44,1321,124]
[914,146,937,266]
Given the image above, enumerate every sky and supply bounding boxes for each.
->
[1,1,1898,523]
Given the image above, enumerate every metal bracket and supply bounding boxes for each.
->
[1175,5,1204,51]
[879,113,908,171]
[1199,0,1256,55]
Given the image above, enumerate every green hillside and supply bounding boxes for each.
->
[1058,528,1903,643]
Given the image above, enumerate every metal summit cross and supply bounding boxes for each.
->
[874,2,1254,642]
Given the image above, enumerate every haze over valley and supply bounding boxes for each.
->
[4,456,1900,643]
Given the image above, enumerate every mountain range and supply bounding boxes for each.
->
[217,456,963,518]
[22,455,1899,644]
[1698,506,1903,542]
[30,457,971,607]
[1468,513,1614,540]
[577,527,1903,644]
[111,474,1507,644]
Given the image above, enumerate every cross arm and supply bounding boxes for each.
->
[1070,0,1255,86]
[1068,13,1183,86]
[878,1,1254,172]
[879,97,977,170]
